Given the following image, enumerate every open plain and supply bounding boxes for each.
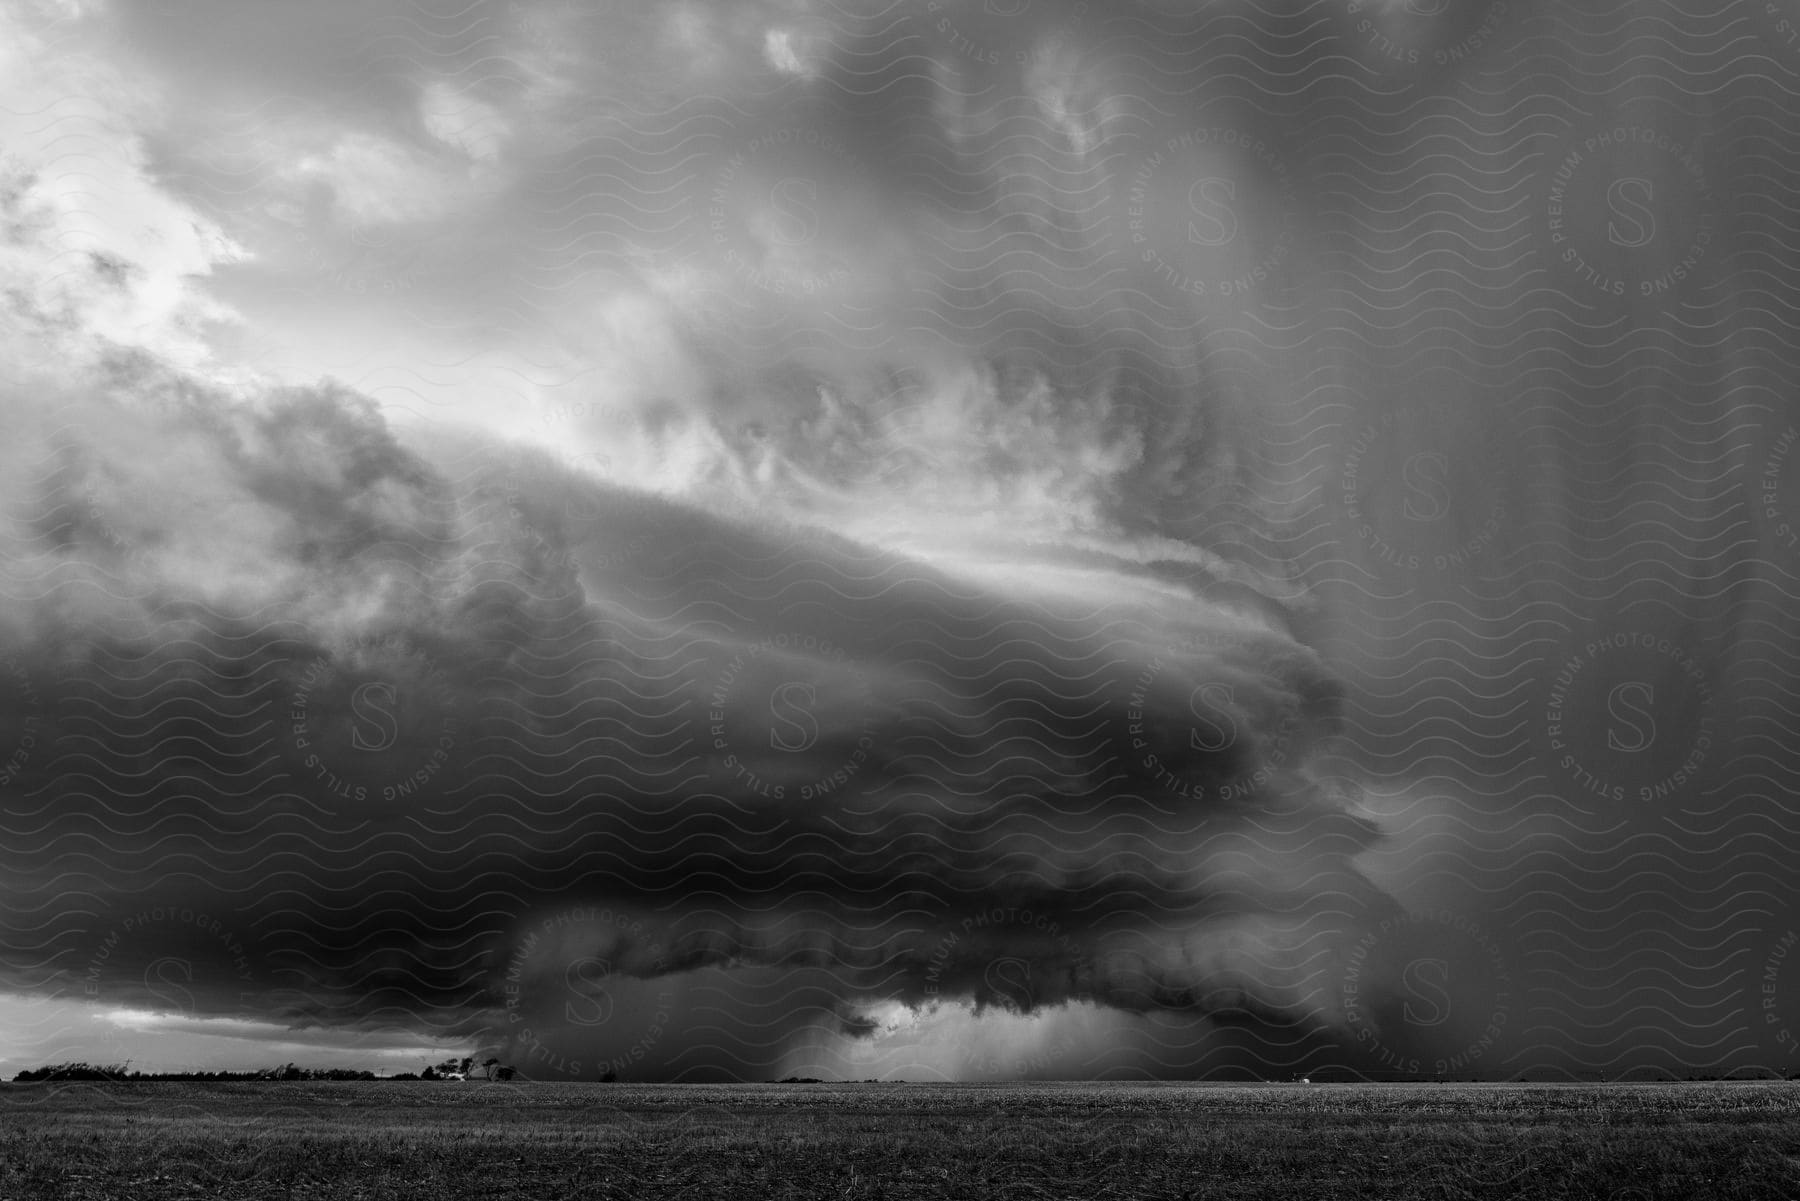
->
[3,1080,1797,1200]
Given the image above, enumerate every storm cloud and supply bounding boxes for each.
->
[1,0,1797,1083]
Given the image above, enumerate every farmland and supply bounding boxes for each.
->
[2,1080,1797,1199]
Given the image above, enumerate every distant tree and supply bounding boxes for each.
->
[318,1068,375,1081]
[424,1056,468,1081]
[494,1066,515,1081]
[481,1057,501,1081]
[15,1062,380,1083]
[12,1062,130,1083]
[600,1067,618,1083]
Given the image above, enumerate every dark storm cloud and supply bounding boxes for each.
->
[0,343,1384,1075]
[8,0,1799,1085]
[0,0,1542,1082]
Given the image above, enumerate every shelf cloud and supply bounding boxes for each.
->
[2,0,1796,1083]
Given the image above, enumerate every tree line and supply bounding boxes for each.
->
[9,1059,517,1082]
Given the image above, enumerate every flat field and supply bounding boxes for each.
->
[2,1080,1797,1200]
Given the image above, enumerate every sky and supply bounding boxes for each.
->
[0,0,1797,1082]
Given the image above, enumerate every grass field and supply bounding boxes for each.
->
[3,1080,1797,1200]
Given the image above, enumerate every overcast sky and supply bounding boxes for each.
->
[1,0,1797,1082]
